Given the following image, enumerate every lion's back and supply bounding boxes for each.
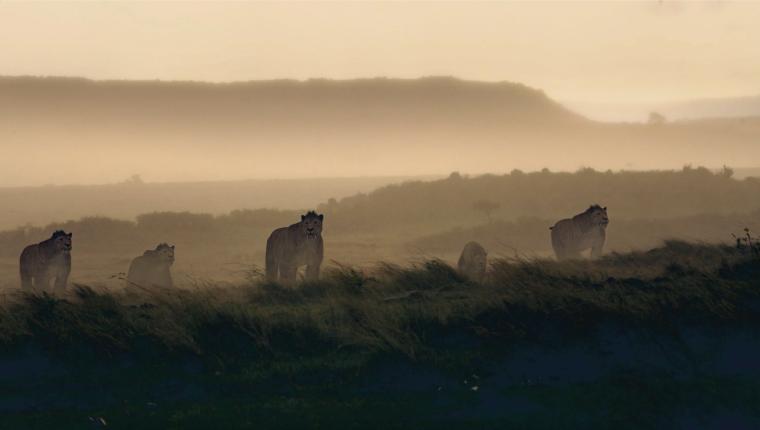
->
[266,225,322,267]
[127,254,172,288]
[267,226,291,253]
[551,218,578,244]
[19,244,40,273]
[20,244,37,263]
[550,217,604,253]
[20,244,69,273]
[126,255,147,284]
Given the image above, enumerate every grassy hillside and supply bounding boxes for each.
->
[0,242,758,428]
[322,167,760,237]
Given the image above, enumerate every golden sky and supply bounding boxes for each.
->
[1,1,759,103]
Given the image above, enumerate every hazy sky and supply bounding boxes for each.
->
[1,1,759,103]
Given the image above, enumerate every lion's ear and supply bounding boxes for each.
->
[301,215,306,221]
[318,214,324,221]
[603,207,607,211]
[68,233,73,238]
[171,245,175,249]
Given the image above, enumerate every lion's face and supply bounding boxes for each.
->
[591,206,609,227]
[156,245,175,265]
[465,248,487,272]
[55,233,73,253]
[470,252,487,269]
[301,213,324,240]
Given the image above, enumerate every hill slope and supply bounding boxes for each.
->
[3,76,760,185]
[320,167,760,238]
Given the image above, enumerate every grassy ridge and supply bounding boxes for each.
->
[1,241,758,429]
[0,241,757,355]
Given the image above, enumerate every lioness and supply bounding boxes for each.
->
[20,230,73,291]
[266,211,324,283]
[127,243,175,288]
[457,241,487,282]
[550,205,609,260]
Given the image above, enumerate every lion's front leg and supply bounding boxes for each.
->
[279,264,298,285]
[53,265,70,291]
[305,264,320,282]
[53,275,68,291]
[36,274,51,291]
[590,231,606,259]
[305,238,323,282]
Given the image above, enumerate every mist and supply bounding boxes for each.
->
[3,76,760,187]
[3,2,760,186]
[3,2,760,426]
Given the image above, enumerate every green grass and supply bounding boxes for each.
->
[0,240,758,428]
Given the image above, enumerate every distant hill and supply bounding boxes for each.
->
[0,175,436,230]
[734,167,760,180]
[0,75,583,128]
[2,76,760,185]
[1,168,759,269]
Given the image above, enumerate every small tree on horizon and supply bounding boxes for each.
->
[472,199,501,224]
[648,111,667,125]
[125,174,144,185]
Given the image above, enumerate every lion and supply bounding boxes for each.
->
[266,211,324,283]
[550,205,609,260]
[19,230,73,291]
[457,241,487,282]
[126,243,175,288]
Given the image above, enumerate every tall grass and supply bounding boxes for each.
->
[0,241,757,360]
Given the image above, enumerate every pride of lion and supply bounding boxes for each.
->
[16,205,608,290]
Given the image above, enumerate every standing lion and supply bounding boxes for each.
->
[266,211,324,283]
[19,230,73,291]
[457,241,487,282]
[550,205,609,260]
[127,243,175,288]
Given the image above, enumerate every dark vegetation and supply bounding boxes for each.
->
[0,176,429,231]
[0,241,758,428]
[322,166,760,237]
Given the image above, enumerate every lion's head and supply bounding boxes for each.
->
[587,205,609,227]
[300,211,324,240]
[51,230,73,253]
[154,243,175,265]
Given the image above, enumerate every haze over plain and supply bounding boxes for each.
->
[1,1,759,187]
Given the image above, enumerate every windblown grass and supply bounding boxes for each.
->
[1,241,759,429]
[0,241,757,360]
